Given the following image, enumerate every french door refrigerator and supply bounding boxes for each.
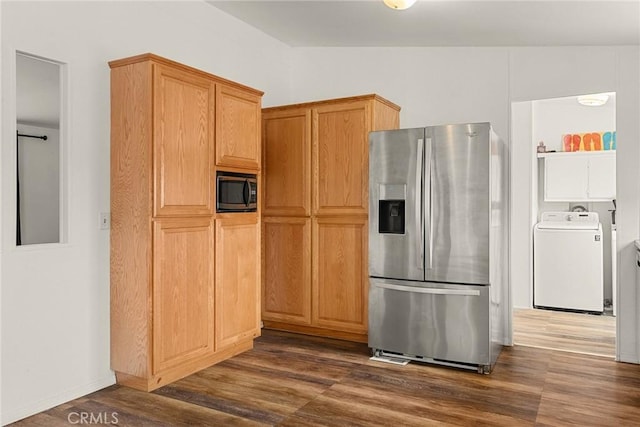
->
[368,123,509,373]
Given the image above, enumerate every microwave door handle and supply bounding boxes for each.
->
[243,179,250,207]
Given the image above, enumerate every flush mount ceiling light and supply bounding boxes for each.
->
[577,94,609,107]
[384,0,417,10]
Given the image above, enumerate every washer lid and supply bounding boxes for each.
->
[537,211,601,230]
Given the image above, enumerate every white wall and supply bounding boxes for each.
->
[614,47,640,363]
[288,47,510,137]
[511,101,533,309]
[290,45,640,362]
[0,0,3,420]
[0,1,292,424]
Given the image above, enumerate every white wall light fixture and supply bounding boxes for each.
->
[384,0,417,10]
[577,93,609,106]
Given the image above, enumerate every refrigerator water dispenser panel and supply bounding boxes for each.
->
[378,183,407,234]
[379,200,405,234]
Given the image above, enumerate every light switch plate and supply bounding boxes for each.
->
[100,212,110,230]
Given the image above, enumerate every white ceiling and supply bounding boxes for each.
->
[207,0,640,47]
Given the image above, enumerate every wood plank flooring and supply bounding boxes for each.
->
[11,329,640,426]
[513,308,616,358]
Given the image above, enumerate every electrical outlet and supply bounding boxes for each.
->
[100,212,110,230]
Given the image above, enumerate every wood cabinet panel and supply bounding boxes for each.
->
[111,53,263,391]
[153,64,215,217]
[216,215,261,350]
[216,85,261,170]
[261,95,399,341]
[312,217,368,333]
[262,109,311,216]
[152,218,215,373]
[313,102,370,216]
[373,98,401,131]
[262,217,311,324]
[110,60,153,378]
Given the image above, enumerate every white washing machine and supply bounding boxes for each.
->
[534,212,603,313]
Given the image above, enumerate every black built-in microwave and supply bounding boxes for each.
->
[216,171,257,212]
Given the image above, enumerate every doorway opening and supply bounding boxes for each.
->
[511,93,617,358]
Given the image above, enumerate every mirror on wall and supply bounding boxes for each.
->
[16,52,62,245]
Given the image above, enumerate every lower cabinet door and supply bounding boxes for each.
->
[216,215,261,350]
[313,216,368,333]
[152,217,215,373]
[262,217,312,324]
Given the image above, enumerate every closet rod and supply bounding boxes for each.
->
[17,132,47,141]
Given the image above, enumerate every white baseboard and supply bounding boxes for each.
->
[2,374,116,426]
[618,351,640,364]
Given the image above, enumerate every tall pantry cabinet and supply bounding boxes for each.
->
[262,95,400,342]
[110,54,262,391]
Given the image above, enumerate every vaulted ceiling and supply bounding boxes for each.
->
[207,0,640,47]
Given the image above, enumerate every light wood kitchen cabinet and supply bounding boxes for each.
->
[542,151,616,201]
[261,94,400,342]
[152,218,215,373]
[313,217,368,333]
[216,84,262,170]
[313,101,370,216]
[153,64,215,217]
[262,217,312,324]
[215,215,261,350]
[110,53,263,391]
[262,108,311,216]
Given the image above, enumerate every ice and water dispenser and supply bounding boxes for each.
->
[378,184,406,235]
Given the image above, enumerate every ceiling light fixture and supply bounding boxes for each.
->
[384,0,417,10]
[577,94,609,107]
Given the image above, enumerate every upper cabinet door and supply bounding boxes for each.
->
[543,153,615,202]
[153,64,215,217]
[544,155,589,201]
[262,109,311,216]
[588,153,616,200]
[216,85,261,170]
[313,101,370,216]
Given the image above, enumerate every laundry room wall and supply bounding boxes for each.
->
[532,97,617,310]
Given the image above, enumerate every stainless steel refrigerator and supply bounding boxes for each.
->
[368,122,509,373]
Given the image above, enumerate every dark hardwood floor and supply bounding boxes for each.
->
[12,330,640,426]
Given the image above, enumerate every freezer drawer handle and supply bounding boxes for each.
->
[375,282,481,296]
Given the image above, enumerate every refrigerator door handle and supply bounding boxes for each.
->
[374,282,481,297]
[425,137,433,269]
[416,138,424,270]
